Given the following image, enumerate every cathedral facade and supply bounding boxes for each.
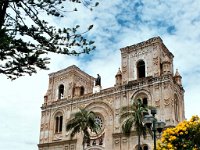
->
[38,37,185,150]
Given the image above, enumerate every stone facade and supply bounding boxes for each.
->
[38,37,185,150]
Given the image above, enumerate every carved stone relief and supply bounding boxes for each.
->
[115,126,120,130]
[155,99,160,107]
[65,145,69,150]
[65,106,70,111]
[70,144,75,150]
[53,134,62,141]
[115,139,120,144]
[163,82,169,89]
[115,109,120,116]
[107,98,113,105]
[45,123,48,129]
[122,59,127,68]
[154,72,159,77]
[122,138,127,143]
[164,98,171,106]
[154,84,159,90]
[131,48,152,57]
[79,103,86,109]
[153,56,159,65]
[41,123,48,131]
[165,118,171,123]
[72,106,77,110]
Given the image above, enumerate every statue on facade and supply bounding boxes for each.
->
[95,74,101,86]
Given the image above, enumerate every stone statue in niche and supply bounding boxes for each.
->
[95,74,101,86]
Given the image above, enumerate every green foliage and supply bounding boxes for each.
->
[0,0,98,79]
[157,115,200,150]
[120,99,151,149]
[66,109,100,148]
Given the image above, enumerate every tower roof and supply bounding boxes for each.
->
[48,65,95,80]
[115,68,122,76]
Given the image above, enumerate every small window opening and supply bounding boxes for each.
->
[160,63,163,74]
[143,98,148,106]
[80,86,84,96]
[58,84,64,99]
[143,145,148,150]
[55,115,63,133]
[137,60,145,78]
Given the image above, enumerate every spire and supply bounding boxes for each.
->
[115,68,122,86]
[116,68,122,76]
[175,69,181,77]
[174,69,182,86]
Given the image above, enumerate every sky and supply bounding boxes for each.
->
[1,0,200,149]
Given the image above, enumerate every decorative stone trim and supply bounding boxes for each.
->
[38,139,77,148]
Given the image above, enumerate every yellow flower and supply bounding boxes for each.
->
[167,143,173,149]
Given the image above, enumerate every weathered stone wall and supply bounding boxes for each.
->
[38,37,185,150]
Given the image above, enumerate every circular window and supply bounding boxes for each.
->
[90,114,104,137]
[95,116,103,129]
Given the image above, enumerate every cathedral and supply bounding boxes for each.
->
[38,37,185,150]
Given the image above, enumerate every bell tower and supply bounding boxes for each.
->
[120,37,174,83]
[120,37,185,125]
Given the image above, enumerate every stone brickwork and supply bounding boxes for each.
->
[38,37,185,150]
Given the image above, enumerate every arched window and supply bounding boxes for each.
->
[80,86,84,96]
[137,60,145,78]
[55,113,63,133]
[135,94,148,116]
[143,145,148,150]
[136,96,148,107]
[58,84,64,99]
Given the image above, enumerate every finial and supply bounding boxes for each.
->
[175,69,181,77]
[116,68,122,76]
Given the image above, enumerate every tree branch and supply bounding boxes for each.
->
[0,0,9,29]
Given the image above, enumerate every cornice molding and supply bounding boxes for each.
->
[38,139,77,148]
[48,65,95,80]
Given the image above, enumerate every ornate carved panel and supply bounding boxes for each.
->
[155,99,160,107]
[164,98,171,106]
[153,56,159,65]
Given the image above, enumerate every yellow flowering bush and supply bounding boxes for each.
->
[157,115,200,150]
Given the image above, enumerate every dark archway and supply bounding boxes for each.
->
[58,84,64,99]
[137,60,145,78]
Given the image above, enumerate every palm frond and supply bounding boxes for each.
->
[122,117,134,136]
[120,98,151,140]
[66,108,101,146]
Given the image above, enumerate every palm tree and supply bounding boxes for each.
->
[66,108,100,150]
[120,99,150,150]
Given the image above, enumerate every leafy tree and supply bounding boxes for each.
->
[66,108,100,150]
[120,99,150,150]
[0,0,99,79]
[157,115,200,150]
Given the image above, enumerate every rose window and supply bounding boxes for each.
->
[90,114,104,136]
[95,116,103,129]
